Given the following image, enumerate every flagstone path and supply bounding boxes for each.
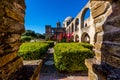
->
[39,48,89,80]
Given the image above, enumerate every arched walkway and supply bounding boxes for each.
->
[75,35,79,42]
[81,32,90,43]
[81,8,90,28]
[75,18,79,31]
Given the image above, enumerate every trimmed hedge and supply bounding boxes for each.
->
[41,41,54,48]
[54,43,94,72]
[18,42,49,60]
[78,43,93,50]
[20,36,32,42]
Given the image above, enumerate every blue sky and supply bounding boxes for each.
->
[25,0,89,34]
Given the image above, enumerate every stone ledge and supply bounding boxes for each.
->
[85,58,99,72]
[85,58,100,80]
[9,59,43,80]
[85,58,120,80]
[93,63,120,80]
[94,49,101,62]
[23,60,43,80]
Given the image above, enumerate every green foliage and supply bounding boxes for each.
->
[18,42,49,60]
[41,41,54,48]
[78,43,93,50]
[59,38,66,43]
[20,36,32,42]
[36,33,45,39]
[22,30,37,38]
[54,43,94,72]
[22,30,45,39]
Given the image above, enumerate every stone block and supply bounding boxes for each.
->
[85,58,107,80]
[5,7,24,23]
[102,42,120,57]
[111,56,120,68]
[103,30,120,42]
[96,32,103,43]
[102,54,112,65]
[90,1,97,8]
[0,52,17,67]
[103,24,119,32]
[91,2,108,18]
[0,49,4,54]
[4,42,21,53]
[90,1,104,8]
[0,8,5,17]
[94,42,102,51]
[94,16,105,24]
[0,44,4,54]
[0,56,23,80]
[0,42,20,54]
[3,0,25,24]
[0,17,4,25]
[95,25,103,33]
[101,42,120,68]
[5,34,21,44]
[3,17,25,33]
[85,58,97,72]
[103,55,120,69]
[94,49,102,62]
[13,0,26,9]
[88,71,98,80]
[105,2,120,21]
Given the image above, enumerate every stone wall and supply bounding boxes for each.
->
[0,0,25,79]
[85,0,120,80]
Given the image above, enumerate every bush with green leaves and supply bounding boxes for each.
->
[41,41,54,48]
[18,42,49,60]
[20,36,33,42]
[54,43,94,72]
[78,43,93,50]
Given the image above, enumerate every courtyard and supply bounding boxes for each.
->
[0,0,120,80]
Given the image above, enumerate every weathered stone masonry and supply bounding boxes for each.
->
[0,0,120,80]
[85,0,120,80]
[0,0,25,79]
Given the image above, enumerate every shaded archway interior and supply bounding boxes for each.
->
[81,32,90,43]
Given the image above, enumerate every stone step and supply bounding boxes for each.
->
[8,59,43,80]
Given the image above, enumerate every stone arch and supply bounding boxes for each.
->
[75,34,79,42]
[75,18,79,31]
[81,7,90,28]
[81,32,90,43]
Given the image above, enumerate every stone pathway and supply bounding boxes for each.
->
[40,48,89,80]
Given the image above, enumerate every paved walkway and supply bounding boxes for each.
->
[40,48,89,80]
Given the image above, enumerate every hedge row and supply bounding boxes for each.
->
[54,43,94,72]
[41,41,54,48]
[18,42,49,60]
[78,43,93,50]
[20,36,32,42]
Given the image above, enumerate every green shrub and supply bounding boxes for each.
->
[41,41,54,48]
[54,43,94,72]
[20,36,32,42]
[18,42,49,60]
[78,43,93,50]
